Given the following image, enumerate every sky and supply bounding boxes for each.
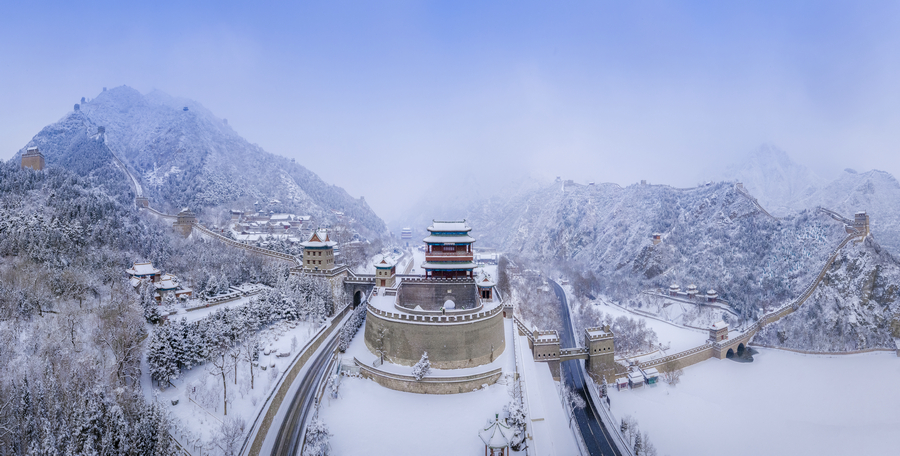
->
[2,1,900,221]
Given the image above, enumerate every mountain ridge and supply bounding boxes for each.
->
[15,86,387,239]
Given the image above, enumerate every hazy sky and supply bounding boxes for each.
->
[3,1,900,220]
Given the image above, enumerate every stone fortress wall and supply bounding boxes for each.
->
[364,303,506,369]
[397,279,479,311]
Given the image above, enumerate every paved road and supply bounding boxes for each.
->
[550,280,621,456]
[270,335,339,456]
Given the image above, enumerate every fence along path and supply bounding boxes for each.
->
[640,227,865,371]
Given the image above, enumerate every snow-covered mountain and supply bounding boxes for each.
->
[755,236,900,351]
[715,144,827,217]
[460,180,899,350]
[792,168,900,257]
[710,144,900,257]
[15,86,386,238]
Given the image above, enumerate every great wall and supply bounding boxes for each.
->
[638,207,869,372]
[519,183,875,381]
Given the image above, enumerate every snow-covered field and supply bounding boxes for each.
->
[321,376,513,456]
[321,320,518,455]
[607,348,900,456]
[322,316,580,455]
[151,318,322,451]
[590,299,710,355]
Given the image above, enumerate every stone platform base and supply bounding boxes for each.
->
[353,357,502,394]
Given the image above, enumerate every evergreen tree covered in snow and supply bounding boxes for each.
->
[302,412,331,456]
[411,352,431,381]
[337,304,366,352]
[147,273,333,382]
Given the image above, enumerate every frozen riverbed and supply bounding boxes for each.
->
[607,348,899,456]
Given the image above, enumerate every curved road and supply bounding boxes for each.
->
[550,280,621,456]
[270,334,339,456]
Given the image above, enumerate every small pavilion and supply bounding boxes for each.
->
[478,415,511,456]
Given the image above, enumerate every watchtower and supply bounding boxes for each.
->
[301,229,337,271]
[584,326,616,380]
[532,329,560,378]
[708,320,729,342]
[374,257,396,287]
[173,208,197,237]
[21,147,45,171]
[135,196,150,208]
[854,212,870,237]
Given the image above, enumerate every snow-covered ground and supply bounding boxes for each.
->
[607,348,900,456]
[321,376,512,456]
[171,294,256,323]
[635,292,736,329]
[321,320,516,455]
[321,318,580,455]
[152,318,322,451]
[587,297,711,357]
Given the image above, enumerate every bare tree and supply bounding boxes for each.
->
[215,417,246,456]
[96,287,147,385]
[208,345,234,415]
[240,334,261,389]
[662,359,683,386]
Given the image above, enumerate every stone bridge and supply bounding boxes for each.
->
[559,347,589,362]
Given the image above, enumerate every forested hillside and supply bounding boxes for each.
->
[711,145,900,258]
[0,156,291,453]
[755,237,900,351]
[467,180,900,350]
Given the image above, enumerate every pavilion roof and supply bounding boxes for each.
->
[420,262,476,270]
[478,417,511,449]
[126,262,160,276]
[301,229,336,248]
[427,220,471,233]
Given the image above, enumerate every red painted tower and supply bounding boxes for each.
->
[421,220,476,278]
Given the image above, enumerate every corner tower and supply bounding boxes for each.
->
[301,229,337,270]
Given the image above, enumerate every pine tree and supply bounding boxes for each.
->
[411,352,431,381]
[301,412,331,456]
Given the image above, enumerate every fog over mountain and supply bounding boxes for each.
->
[715,144,828,217]
[703,145,900,257]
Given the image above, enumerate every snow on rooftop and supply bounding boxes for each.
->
[427,220,471,233]
[423,234,476,244]
[712,320,728,330]
[126,262,159,276]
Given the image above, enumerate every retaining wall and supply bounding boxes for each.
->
[364,304,506,369]
[353,358,503,394]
